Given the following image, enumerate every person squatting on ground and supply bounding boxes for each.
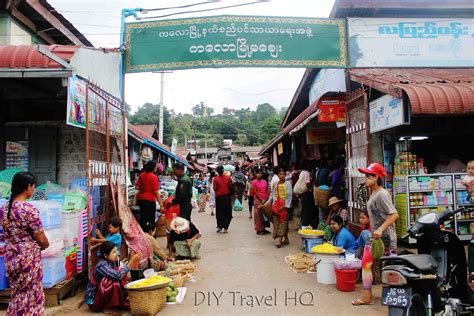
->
[169,217,202,259]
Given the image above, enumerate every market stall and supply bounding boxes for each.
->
[0,45,127,301]
[346,68,474,241]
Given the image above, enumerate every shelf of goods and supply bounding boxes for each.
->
[394,173,474,243]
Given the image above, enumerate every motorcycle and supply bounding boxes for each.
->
[380,207,474,316]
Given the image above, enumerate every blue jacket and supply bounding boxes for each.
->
[333,227,358,253]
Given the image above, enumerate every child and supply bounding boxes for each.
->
[85,241,141,312]
[356,211,371,258]
[461,161,474,203]
[91,216,123,258]
[144,221,169,270]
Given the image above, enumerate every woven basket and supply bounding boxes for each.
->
[314,186,330,209]
[128,287,166,315]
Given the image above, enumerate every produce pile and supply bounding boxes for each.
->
[298,228,325,236]
[285,253,316,273]
[127,275,171,289]
[311,243,344,254]
[166,282,179,303]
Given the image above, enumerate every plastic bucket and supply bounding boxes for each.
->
[314,253,342,284]
[335,269,358,292]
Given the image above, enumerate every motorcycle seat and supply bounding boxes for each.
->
[381,254,438,272]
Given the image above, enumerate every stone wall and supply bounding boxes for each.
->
[57,125,86,187]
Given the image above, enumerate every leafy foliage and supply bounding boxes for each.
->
[128,102,284,147]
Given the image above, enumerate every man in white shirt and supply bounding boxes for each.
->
[434,153,466,173]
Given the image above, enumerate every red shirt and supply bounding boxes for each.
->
[136,172,159,201]
[213,175,232,197]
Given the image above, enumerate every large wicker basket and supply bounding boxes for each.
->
[313,186,330,209]
[128,287,166,315]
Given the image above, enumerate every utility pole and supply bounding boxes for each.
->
[159,71,164,143]
[205,139,208,165]
[192,122,197,162]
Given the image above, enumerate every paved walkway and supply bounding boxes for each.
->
[1,204,387,315]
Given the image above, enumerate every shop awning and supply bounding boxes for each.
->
[0,45,77,78]
[283,102,320,135]
[349,68,474,115]
[259,132,284,155]
[128,124,188,166]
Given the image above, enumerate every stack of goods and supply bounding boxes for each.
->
[408,176,452,191]
[409,192,453,207]
[393,177,408,237]
[285,253,316,273]
[457,191,470,205]
[31,200,66,288]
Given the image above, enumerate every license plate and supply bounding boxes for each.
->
[381,287,411,308]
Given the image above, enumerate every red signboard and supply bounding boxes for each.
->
[318,98,346,122]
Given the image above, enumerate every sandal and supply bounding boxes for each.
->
[351,298,374,306]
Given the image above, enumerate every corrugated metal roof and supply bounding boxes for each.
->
[135,125,157,138]
[0,45,78,69]
[128,124,188,165]
[349,68,474,115]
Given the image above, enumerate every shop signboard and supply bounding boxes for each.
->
[309,68,346,106]
[318,99,346,122]
[306,126,343,145]
[124,15,346,72]
[5,141,29,170]
[67,76,87,129]
[369,95,409,134]
[348,18,474,67]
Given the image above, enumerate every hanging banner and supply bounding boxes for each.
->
[5,141,29,170]
[318,99,346,122]
[348,18,474,67]
[369,95,409,133]
[124,15,346,72]
[67,76,87,129]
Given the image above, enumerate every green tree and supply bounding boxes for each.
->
[129,103,174,145]
[192,102,214,117]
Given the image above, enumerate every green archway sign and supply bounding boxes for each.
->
[124,15,346,72]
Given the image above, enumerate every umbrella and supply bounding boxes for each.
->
[223,164,235,172]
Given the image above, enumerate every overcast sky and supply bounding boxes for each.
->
[49,0,335,114]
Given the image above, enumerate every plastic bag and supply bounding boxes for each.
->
[234,199,243,211]
[334,258,362,270]
[64,190,87,211]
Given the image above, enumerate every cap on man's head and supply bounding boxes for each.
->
[358,162,386,178]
